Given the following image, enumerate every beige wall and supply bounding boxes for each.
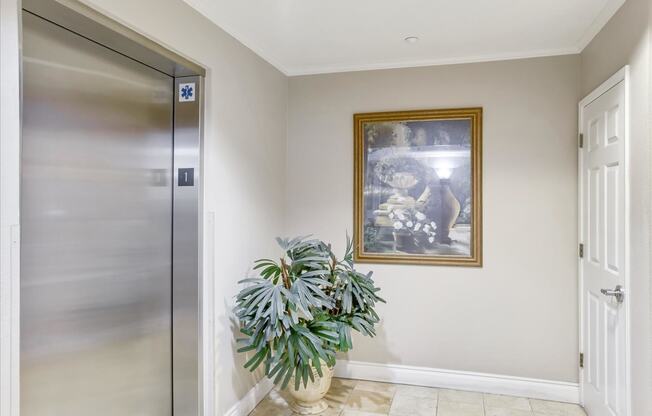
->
[2,0,648,413]
[81,0,288,414]
[580,0,651,413]
[287,56,581,383]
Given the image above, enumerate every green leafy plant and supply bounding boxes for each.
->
[234,235,385,390]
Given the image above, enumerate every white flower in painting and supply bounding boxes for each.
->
[388,212,395,219]
[396,211,406,221]
[415,212,426,221]
[430,221,437,229]
[428,236,435,243]
[414,223,421,231]
[393,221,403,230]
[423,224,430,232]
[406,221,413,227]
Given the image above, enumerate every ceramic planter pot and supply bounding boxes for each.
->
[287,364,334,415]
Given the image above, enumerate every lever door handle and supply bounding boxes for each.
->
[600,285,625,303]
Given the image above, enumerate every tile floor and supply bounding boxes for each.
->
[249,378,587,416]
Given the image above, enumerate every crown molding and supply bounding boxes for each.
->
[182,0,291,75]
[186,0,626,77]
[576,0,627,51]
[285,47,581,76]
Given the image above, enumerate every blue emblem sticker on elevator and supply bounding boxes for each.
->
[179,82,195,102]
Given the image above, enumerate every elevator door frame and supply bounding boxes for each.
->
[16,1,209,415]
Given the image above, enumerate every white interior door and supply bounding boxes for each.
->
[580,68,629,416]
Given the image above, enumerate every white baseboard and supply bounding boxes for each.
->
[223,360,580,415]
[224,377,274,416]
[334,360,580,404]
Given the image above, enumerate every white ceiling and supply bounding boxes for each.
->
[183,0,625,76]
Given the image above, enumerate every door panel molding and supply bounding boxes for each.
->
[578,65,630,416]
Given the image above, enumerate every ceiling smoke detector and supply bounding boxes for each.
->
[404,36,419,44]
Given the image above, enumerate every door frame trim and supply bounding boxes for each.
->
[577,65,631,415]
[0,1,23,415]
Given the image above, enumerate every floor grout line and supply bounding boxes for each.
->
[252,378,585,416]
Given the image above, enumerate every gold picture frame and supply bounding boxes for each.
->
[354,108,482,266]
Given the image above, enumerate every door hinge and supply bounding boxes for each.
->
[580,353,584,368]
[579,133,584,148]
[579,243,584,258]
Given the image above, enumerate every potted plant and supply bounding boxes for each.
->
[235,236,385,414]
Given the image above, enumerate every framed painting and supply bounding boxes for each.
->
[354,108,482,266]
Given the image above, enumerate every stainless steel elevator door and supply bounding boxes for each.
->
[21,11,174,416]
